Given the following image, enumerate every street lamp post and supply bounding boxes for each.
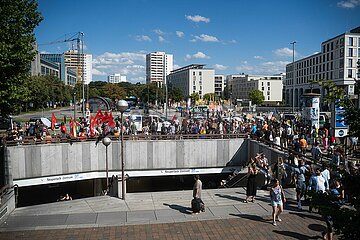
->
[290,41,296,113]
[102,137,111,192]
[117,100,128,200]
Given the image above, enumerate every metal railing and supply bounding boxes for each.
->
[3,133,249,146]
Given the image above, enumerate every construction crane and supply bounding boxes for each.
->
[39,32,86,117]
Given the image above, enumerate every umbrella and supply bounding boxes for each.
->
[41,117,51,127]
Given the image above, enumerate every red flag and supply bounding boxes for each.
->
[51,113,58,131]
[171,114,177,122]
[102,111,109,123]
[108,112,115,128]
[95,110,104,124]
[90,114,96,136]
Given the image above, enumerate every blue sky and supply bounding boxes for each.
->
[35,0,360,83]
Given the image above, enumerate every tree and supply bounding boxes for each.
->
[248,89,264,105]
[0,0,43,116]
[169,87,184,103]
[203,93,219,103]
[189,93,200,104]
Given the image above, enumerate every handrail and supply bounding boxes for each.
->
[0,184,10,199]
[3,133,249,146]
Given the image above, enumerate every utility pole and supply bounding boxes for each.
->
[81,32,85,118]
[290,41,296,113]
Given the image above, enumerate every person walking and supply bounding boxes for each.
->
[244,158,258,203]
[270,178,286,226]
[292,159,309,210]
[192,175,205,213]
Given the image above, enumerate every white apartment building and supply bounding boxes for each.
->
[167,64,215,98]
[285,26,360,108]
[214,74,225,98]
[231,74,284,105]
[63,50,92,85]
[107,73,127,83]
[146,52,173,86]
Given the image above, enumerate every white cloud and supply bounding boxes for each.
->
[173,64,181,70]
[273,47,296,57]
[213,64,228,70]
[191,34,219,42]
[337,0,360,8]
[185,51,210,60]
[158,36,166,42]
[254,55,264,60]
[235,61,289,75]
[176,31,184,38]
[92,68,107,76]
[153,29,165,35]
[135,35,152,42]
[229,40,237,44]
[92,51,146,83]
[185,15,210,23]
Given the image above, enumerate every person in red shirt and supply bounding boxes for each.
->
[60,122,66,137]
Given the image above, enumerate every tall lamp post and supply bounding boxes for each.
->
[117,100,128,200]
[102,137,111,192]
[290,41,296,113]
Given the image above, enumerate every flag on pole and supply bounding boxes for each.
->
[90,114,96,136]
[108,112,116,128]
[51,113,57,131]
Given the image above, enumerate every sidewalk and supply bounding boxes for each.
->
[0,187,331,239]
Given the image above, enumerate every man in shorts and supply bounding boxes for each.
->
[292,159,309,210]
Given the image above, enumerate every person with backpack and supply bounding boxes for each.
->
[292,159,309,210]
[192,175,205,214]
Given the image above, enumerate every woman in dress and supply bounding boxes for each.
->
[270,178,286,226]
[244,158,258,203]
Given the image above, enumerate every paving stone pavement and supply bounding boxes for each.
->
[0,187,335,239]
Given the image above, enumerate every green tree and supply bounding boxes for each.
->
[0,0,43,116]
[203,93,219,103]
[189,93,200,104]
[169,87,184,103]
[102,83,126,100]
[248,89,265,105]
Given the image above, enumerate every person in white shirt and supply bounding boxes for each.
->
[315,168,326,193]
[321,164,331,191]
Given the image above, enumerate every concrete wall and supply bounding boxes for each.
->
[6,138,245,180]
[248,139,287,166]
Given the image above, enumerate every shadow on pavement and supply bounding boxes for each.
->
[273,230,320,240]
[308,223,326,232]
[289,211,324,222]
[215,193,245,202]
[229,213,269,223]
[163,203,192,214]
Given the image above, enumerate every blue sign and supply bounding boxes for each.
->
[335,112,348,128]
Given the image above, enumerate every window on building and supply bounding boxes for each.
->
[340,48,344,57]
[348,69,353,78]
[193,86,196,90]
[349,37,354,46]
[262,87,264,91]
[268,87,270,91]
[340,59,344,68]
[348,48,353,57]
[267,82,270,86]
[268,96,270,100]
[267,91,270,96]
[348,58,353,67]
[199,71,202,76]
